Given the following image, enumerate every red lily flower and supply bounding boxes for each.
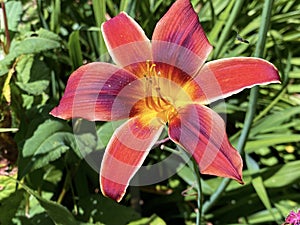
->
[50,0,280,202]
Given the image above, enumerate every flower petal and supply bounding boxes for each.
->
[102,12,152,68]
[192,57,280,104]
[168,104,243,182]
[50,62,143,121]
[100,116,164,202]
[152,0,212,75]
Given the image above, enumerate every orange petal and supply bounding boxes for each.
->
[100,116,164,202]
[50,62,144,121]
[192,57,280,104]
[152,0,212,75]
[102,12,152,69]
[168,104,243,182]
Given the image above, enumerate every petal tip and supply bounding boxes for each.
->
[100,176,126,202]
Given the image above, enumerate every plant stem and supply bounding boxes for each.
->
[57,170,71,204]
[193,159,203,225]
[162,145,203,224]
[179,147,203,225]
[1,1,11,53]
[203,0,274,214]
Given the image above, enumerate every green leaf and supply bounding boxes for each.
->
[128,214,166,225]
[20,183,79,225]
[264,160,300,188]
[251,176,275,220]
[15,55,51,95]
[50,0,61,33]
[0,28,61,68]
[0,189,25,225]
[97,120,125,149]
[245,134,300,152]
[18,119,74,179]
[68,30,83,70]
[77,194,140,224]
[250,106,300,137]
[5,1,23,32]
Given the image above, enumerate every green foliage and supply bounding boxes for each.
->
[0,0,299,224]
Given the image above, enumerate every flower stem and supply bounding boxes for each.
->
[162,145,203,224]
[203,0,274,214]
[178,147,203,225]
[193,158,203,225]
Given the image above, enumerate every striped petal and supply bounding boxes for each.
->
[50,62,143,121]
[191,57,280,104]
[168,104,243,182]
[102,12,152,69]
[100,116,164,202]
[152,0,212,75]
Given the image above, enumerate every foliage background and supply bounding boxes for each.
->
[0,0,299,224]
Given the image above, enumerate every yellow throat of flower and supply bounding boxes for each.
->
[143,60,178,123]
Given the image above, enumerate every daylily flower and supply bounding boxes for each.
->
[50,0,280,202]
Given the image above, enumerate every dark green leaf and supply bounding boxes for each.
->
[18,120,74,179]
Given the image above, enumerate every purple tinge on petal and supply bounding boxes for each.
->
[50,62,143,121]
[100,116,163,202]
[152,0,212,76]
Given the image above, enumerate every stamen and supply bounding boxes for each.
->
[143,60,177,123]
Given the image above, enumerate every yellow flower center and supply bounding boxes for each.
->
[143,60,178,123]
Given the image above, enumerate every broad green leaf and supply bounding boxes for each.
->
[12,37,60,56]
[16,55,51,95]
[0,29,61,68]
[18,120,74,179]
[5,1,23,32]
[15,54,34,83]
[97,120,125,149]
[35,28,62,42]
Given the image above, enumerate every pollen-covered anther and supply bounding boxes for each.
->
[143,60,177,123]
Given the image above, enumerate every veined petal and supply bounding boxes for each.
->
[168,104,243,182]
[102,12,152,69]
[50,62,144,121]
[152,0,212,75]
[100,116,164,202]
[192,57,280,104]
